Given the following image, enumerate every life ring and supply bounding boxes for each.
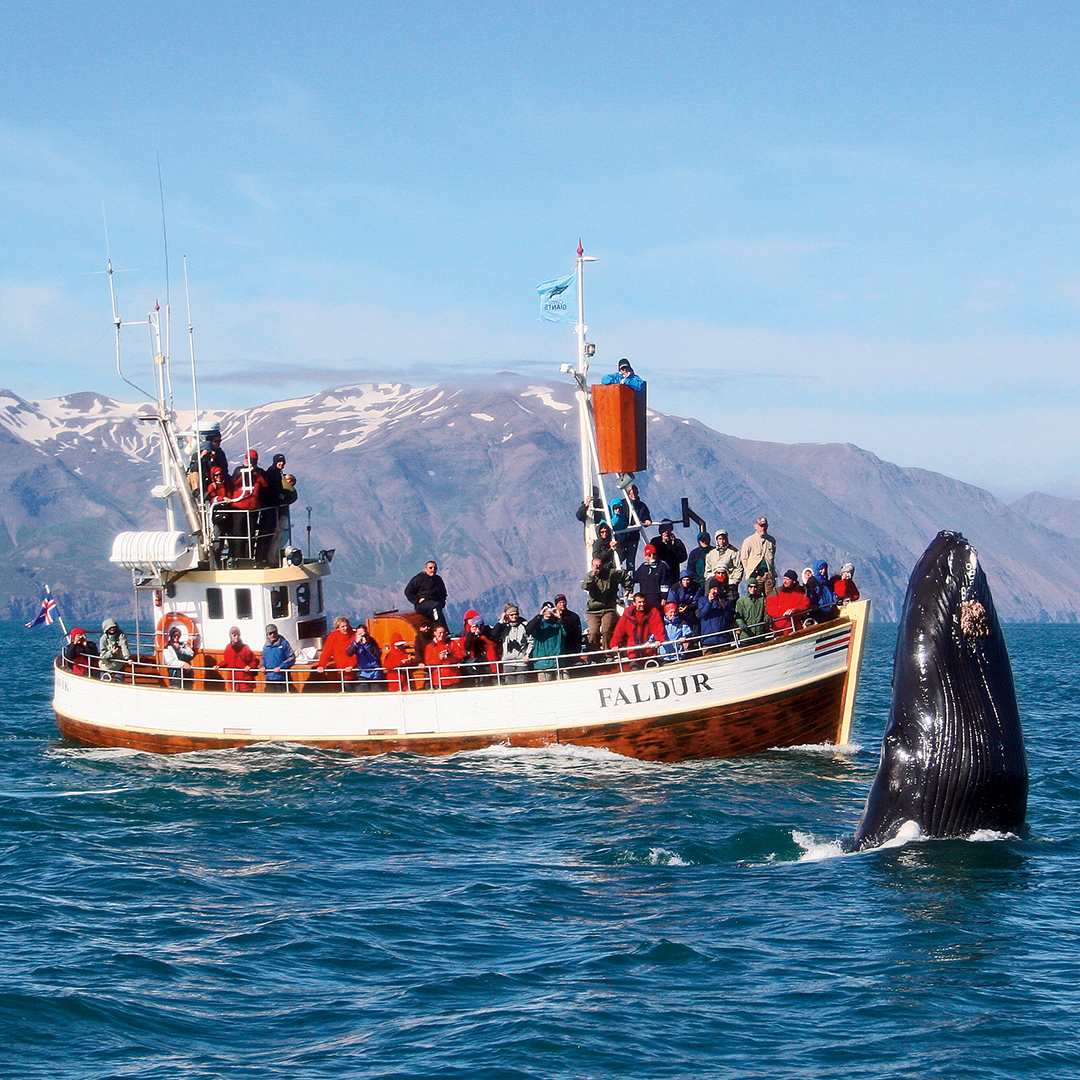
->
[156,612,200,653]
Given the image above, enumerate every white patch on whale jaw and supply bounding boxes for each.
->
[880,820,925,848]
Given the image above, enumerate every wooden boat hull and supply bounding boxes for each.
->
[56,672,845,761]
[53,602,869,762]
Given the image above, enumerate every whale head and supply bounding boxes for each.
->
[854,531,1027,849]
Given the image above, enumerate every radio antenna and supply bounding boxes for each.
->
[157,154,174,410]
[102,203,154,403]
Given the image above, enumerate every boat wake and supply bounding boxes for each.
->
[459,741,648,766]
[775,741,862,756]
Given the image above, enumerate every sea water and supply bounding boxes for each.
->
[2,621,1079,1079]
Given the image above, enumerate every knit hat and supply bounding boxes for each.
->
[503,603,519,615]
[664,601,678,612]
[244,449,258,462]
[783,570,799,583]
[71,627,85,637]
[272,454,286,465]
[464,609,480,621]
[698,531,710,542]
[841,563,855,574]
[468,616,483,628]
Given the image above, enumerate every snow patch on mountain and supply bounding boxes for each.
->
[521,386,572,412]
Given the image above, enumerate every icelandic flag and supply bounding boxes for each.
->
[25,596,57,629]
[537,273,575,323]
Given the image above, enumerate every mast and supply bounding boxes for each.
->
[573,241,594,507]
[106,248,204,550]
[568,242,608,571]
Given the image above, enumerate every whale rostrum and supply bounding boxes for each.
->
[854,531,1027,849]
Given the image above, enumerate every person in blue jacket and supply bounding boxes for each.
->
[698,583,735,650]
[346,625,384,691]
[686,532,713,586]
[261,623,296,693]
[600,358,646,392]
[659,601,696,662]
[809,560,839,621]
[668,571,703,635]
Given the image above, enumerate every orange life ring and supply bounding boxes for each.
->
[156,612,200,653]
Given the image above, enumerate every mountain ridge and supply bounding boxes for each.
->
[2,377,1079,625]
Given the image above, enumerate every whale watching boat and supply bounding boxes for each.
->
[53,247,870,760]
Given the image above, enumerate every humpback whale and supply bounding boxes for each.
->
[854,531,1027,849]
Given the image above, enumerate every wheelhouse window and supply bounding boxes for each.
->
[316,579,324,613]
[296,583,311,617]
[206,588,224,621]
[270,585,290,620]
[236,588,253,621]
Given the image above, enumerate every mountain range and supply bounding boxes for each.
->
[2,376,1078,625]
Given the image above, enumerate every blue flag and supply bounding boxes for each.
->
[537,273,575,323]
[25,596,58,628]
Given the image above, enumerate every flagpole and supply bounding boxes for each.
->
[575,243,589,506]
[573,240,601,570]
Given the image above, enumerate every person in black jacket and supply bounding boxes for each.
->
[591,522,623,569]
[404,561,448,627]
[649,521,688,580]
[554,594,583,661]
[633,544,674,608]
[62,627,98,678]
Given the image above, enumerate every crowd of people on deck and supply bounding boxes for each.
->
[186,427,299,564]
[61,509,861,693]
[60,362,863,693]
[293,512,862,690]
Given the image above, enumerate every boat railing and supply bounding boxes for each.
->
[56,603,849,694]
[200,505,292,569]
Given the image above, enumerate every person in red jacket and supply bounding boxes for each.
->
[228,450,269,560]
[220,626,259,691]
[610,592,667,667]
[317,616,357,688]
[425,625,463,688]
[765,571,812,634]
[382,639,412,691]
[831,563,861,603]
[205,466,233,560]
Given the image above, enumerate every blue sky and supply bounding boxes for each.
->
[2,1,1080,498]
